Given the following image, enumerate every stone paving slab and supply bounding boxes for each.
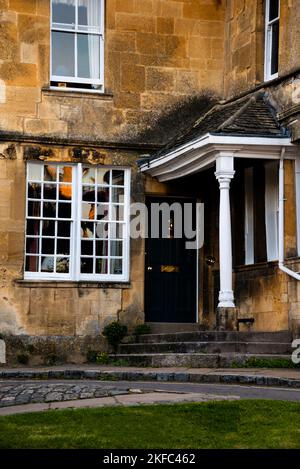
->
[0,381,149,408]
[0,392,240,416]
[1,365,300,388]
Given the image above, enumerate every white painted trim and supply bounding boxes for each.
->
[141,133,296,182]
[24,163,130,283]
[244,167,254,265]
[50,0,105,89]
[265,161,279,261]
[264,0,280,82]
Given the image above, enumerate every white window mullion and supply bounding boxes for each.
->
[265,162,279,261]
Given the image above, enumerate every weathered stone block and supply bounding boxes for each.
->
[157,17,174,35]
[146,67,175,91]
[121,64,145,92]
[116,13,155,33]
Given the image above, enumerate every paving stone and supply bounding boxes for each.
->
[45,392,63,402]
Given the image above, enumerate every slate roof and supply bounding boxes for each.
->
[140,92,289,164]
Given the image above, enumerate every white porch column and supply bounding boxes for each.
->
[215,154,235,308]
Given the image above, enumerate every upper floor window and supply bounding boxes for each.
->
[50,0,104,91]
[25,162,130,281]
[264,0,280,81]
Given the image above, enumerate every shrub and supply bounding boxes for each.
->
[87,350,98,363]
[96,352,110,365]
[103,321,127,352]
[17,353,29,365]
[134,324,151,336]
[43,353,59,366]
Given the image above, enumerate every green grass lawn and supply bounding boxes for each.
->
[0,400,299,449]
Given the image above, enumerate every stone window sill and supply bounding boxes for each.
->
[14,279,130,289]
[41,86,113,100]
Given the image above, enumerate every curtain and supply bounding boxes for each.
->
[85,0,101,80]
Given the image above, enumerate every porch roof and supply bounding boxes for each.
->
[140,92,297,182]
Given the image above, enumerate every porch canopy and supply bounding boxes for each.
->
[140,92,297,313]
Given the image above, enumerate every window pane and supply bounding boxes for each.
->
[44,184,57,200]
[96,240,108,256]
[27,164,42,181]
[95,222,108,239]
[97,168,110,185]
[56,257,69,273]
[81,221,94,238]
[58,221,71,237]
[26,237,39,255]
[82,202,95,220]
[82,167,95,184]
[43,202,56,218]
[78,34,100,79]
[28,201,41,217]
[269,0,279,21]
[96,258,108,274]
[41,238,55,255]
[59,184,72,200]
[111,204,124,221]
[271,22,279,75]
[97,187,109,203]
[110,223,124,239]
[110,258,123,275]
[44,165,57,182]
[41,256,55,272]
[81,240,93,256]
[112,170,124,186]
[52,31,75,77]
[96,204,109,220]
[42,220,55,236]
[28,183,41,199]
[52,0,75,27]
[58,166,72,183]
[58,202,72,219]
[111,240,123,257]
[26,256,39,272]
[82,186,96,202]
[57,239,70,255]
[112,187,124,203]
[26,220,40,236]
[78,0,101,31]
[81,257,94,273]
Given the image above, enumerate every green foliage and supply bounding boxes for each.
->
[0,333,4,340]
[96,352,110,365]
[133,324,151,336]
[86,350,98,363]
[17,353,29,365]
[103,321,127,351]
[1,401,300,449]
[43,353,59,366]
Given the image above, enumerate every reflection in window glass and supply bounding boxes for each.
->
[52,0,75,26]
[52,31,75,77]
[110,258,122,275]
[78,0,101,30]
[25,163,128,279]
[78,34,100,79]
[97,168,110,185]
[28,183,41,199]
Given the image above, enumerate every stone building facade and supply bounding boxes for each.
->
[0,0,300,364]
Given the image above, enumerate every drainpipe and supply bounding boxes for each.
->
[278,147,300,280]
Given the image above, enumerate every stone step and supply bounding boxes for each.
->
[136,331,292,344]
[112,353,294,368]
[119,341,292,355]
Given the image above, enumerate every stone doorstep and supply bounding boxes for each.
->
[0,367,300,388]
[0,392,240,416]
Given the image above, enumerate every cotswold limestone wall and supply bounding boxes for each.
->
[0,0,225,145]
[224,0,300,98]
[0,142,145,341]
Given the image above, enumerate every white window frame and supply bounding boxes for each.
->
[264,0,280,81]
[50,0,105,91]
[24,162,130,282]
[265,161,279,261]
